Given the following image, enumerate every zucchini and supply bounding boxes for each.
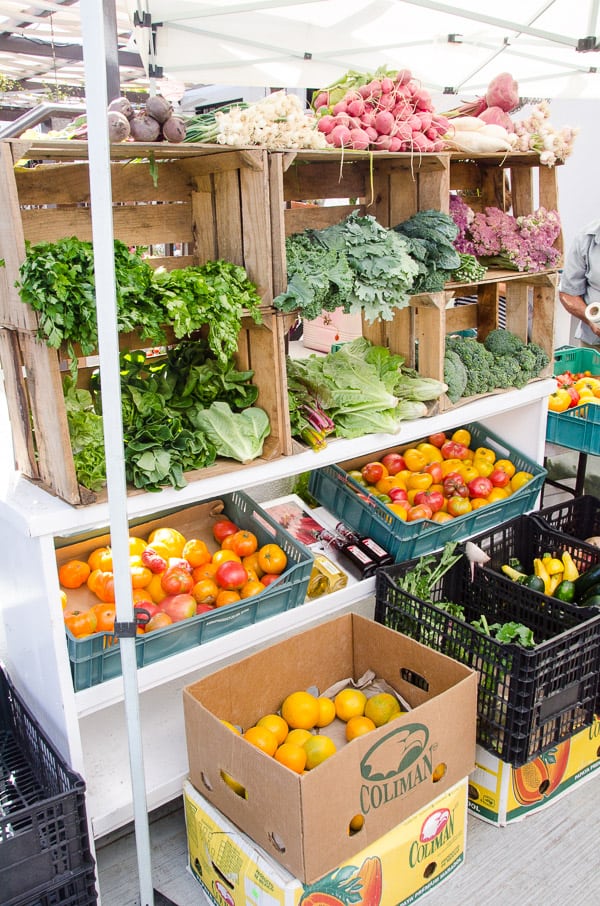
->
[579,594,600,609]
[580,581,600,603]
[573,563,600,601]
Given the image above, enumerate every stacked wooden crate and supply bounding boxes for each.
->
[0,140,293,505]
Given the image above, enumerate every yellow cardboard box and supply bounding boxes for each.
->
[184,777,468,906]
[468,715,600,825]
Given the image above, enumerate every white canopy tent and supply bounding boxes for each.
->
[123,0,600,99]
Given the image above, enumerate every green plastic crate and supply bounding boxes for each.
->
[308,423,546,562]
[64,491,313,691]
[552,344,600,377]
[546,346,600,452]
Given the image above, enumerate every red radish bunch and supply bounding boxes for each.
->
[313,70,450,153]
[443,73,519,121]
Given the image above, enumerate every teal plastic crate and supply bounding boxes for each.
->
[546,401,600,455]
[308,423,546,563]
[552,344,600,377]
[64,491,313,691]
[547,345,600,452]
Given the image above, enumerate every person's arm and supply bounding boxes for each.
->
[558,290,600,338]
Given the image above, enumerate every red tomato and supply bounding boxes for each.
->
[260,573,281,587]
[145,612,173,632]
[212,519,240,544]
[196,603,216,614]
[565,386,580,408]
[160,593,197,622]
[428,432,447,448]
[380,452,407,475]
[447,496,473,517]
[489,468,511,488]
[467,476,494,499]
[388,486,409,502]
[406,504,433,522]
[141,547,168,574]
[361,461,387,484]
[424,461,443,483]
[161,565,194,596]
[134,601,162,629]
[215,560,249,590]
[414,489,445,513]
[441,440,470,460]
[443,473,469,498]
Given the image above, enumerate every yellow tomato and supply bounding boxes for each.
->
[474,446,496,463]
[416,442,443,463]
[452,428,472,447]
[441,458,466,477]
[406,472,433,491]
[403,448,428,472]
[511,470,534,492]
[375,476,400,495]
[470,498,488,509]
[387,503,408,520]
[473,457,494,478]
[575,377,600,395]
[461,465,480,484]
[487,487,510,502]
[494,459,516,478]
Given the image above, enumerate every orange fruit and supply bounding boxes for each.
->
[192,562,219,582]
[129,564,153,588]
[303,735,336,769]
[349,814,364,832]
[315,697,336,728]
[147,527,187,559]
[182,539,211,568]
[58,559,91,589]
[334,688,367,722]
[364,693,402,727]
[256,713,289,745]
[87,546,113,572]
[346,715,377,741]
[243,725,278,757]
[240,579,266,599]
[257,544,287,575]
[274,743,307,773]
[220,720,241,735]
[215,589,241,608]
[192,578,219,606]
[212,548,242,567]
[285,728,313,747]
[281,691,320,730]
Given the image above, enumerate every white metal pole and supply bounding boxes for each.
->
[80,2,155,904]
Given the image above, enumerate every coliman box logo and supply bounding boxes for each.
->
[359,723,438,815]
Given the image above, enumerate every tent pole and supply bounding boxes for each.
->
[80,2,155,904]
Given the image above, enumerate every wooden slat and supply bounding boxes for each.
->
[21,202,195,247]
[418,156,450,212]
[0,144,37,331]
[411,293,447,383]
[503,280,530,342]
[239,158,273,302]
[213,169,244,266]
[284,204,359,236]
[19,330,83,504]
[268,154,288,298]
[0,329,33,475]
[510,166,534,216]
[15,159,192,206]
[283,159,367,202]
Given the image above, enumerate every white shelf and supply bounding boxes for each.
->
[0,377,553,841]
[0,379,554,541]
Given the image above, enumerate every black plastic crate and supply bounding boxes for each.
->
[0,665,96,904]
[533,494,600,542]
[9,864,98,906]
[466,514,600,608]
[374,552,600,767]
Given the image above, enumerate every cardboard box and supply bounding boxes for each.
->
[184,777,468,906]
[183,613,477,882]
[468,715,600,826]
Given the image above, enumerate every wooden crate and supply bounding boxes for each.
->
[0,139,293,505]
[360,153,560,407]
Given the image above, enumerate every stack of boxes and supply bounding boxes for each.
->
[182,613,478,904]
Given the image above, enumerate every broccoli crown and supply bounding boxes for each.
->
[446,335,494,395]
[526,342,550,374]
[489,356,529,389]
[443,349,468,403]
[483,328,525,357]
